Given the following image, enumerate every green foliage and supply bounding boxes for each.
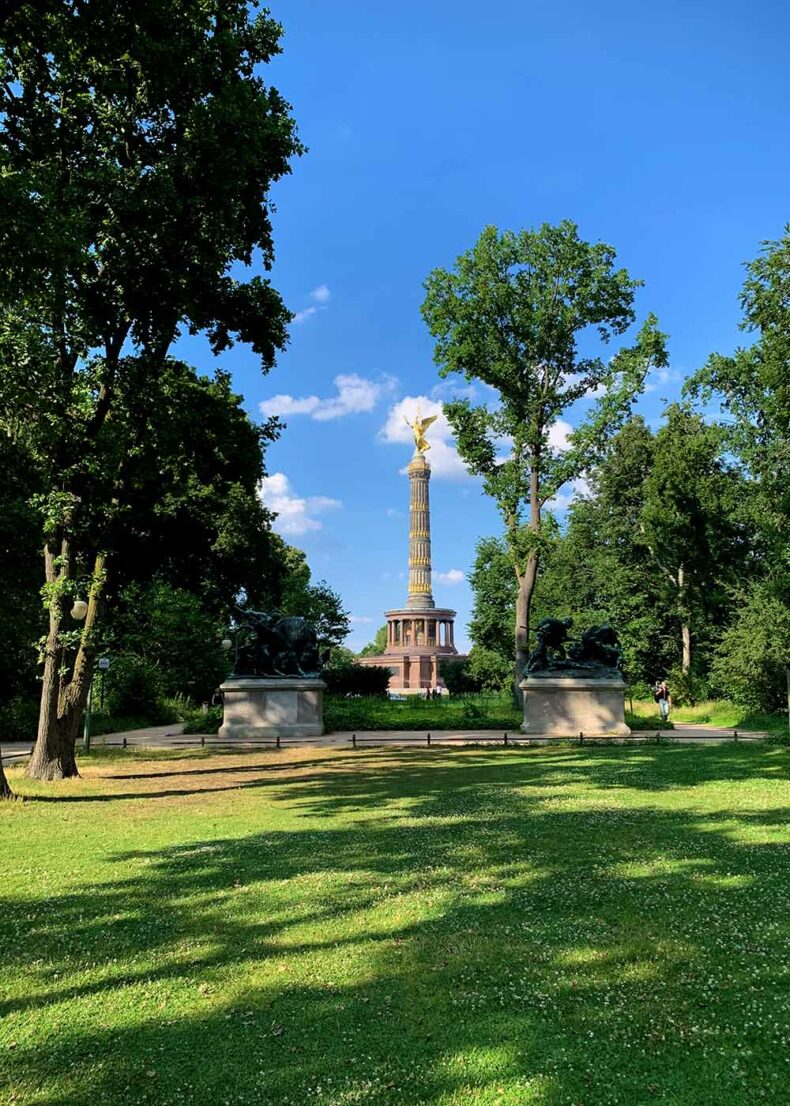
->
[421,222,666,673]
[1,697,40,743]
[323,664,391,698]
[641,404,750,674]
[467,646,514,692]
[181,706,223,736]
[325,646,358,670]
[468,536,516,661]
[278,545,350,648]
[687,228,790,584]
[0,0,301,767]
[324,693,521,733]
[437,658,480,694]
[109,582,229,703]
[0,437,42,705]
[359,626,388,656]
[104,655,164,720]
[709,581,790,712]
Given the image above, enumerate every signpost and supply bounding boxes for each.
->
[84,658,110,754]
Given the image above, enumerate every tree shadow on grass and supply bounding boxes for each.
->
[1,745,787,1106]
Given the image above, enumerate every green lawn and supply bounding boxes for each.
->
[628,698,788,736]
[1,744,788,1105]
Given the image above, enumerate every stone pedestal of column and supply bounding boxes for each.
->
[219,678,326,740]
[519,677,631,736]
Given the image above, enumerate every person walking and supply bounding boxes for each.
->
[654,680,672,722]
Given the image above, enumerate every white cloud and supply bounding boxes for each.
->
[349,614,374,625]
[380,395,472,480]
[386,507,404,518]
[645,365,683,393]
[291,284,331,325]
[293,306,317,324]
[546,476,591,514]
[259,472,341,536]
[260,373,397,422]
[310,284,331,304]
[548,419,574,452]
[433,568,465,585]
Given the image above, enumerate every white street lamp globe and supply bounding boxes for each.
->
[220,638,233,652]
[70,599,88,621]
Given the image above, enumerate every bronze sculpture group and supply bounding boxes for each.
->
[228,608,326,679]
[525,617,623,678]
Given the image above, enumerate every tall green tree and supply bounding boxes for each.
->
[421,222,667,686]
[687,230,790,711]
[538,418,676,685]
[0,2,301,779]
[641,405,748,677]
[688,229,790,591]
[278,545,350,650]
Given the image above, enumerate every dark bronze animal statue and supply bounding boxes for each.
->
[524,618,623,678]
[568,624,623,672]
[230,607,326,678]
[525,617,573,673]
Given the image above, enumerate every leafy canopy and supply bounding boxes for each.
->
[421,222,667,539]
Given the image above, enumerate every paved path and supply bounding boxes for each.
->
[1,721,768,763]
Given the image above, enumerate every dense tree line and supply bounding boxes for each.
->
[459,231,789,712]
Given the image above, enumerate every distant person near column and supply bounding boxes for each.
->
[654,680,672,722]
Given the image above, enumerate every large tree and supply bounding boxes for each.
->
[0,1,301,779]
[278,545,350,650]
[421,222,667,687]
[641,404,749,677]
[539,418,676,686]
[688,229,789,593]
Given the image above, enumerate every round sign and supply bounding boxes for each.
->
[98,657,110,670]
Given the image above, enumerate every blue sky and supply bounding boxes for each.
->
[177,0,789,652]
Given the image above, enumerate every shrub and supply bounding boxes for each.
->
[182,705,222,734]
[105,654,163,719]
[2,697,39,742]
[323,663,391,697]
[709,582,790,712]
[438,658,479,693]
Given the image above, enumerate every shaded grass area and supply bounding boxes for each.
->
[1,744,788,1106]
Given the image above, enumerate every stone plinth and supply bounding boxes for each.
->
[219,678,326,740]
[519,676,630,736]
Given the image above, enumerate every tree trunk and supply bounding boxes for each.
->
[513,461,542,701]
[681,624,691,674]
[515,572,530,689]
[0,750,13,800]
[27,673,83,780]
[678,565,691,673]
[28,549,106,781]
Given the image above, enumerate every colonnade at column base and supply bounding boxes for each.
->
[356,607,467,692]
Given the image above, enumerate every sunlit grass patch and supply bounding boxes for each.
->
[0,743,787,1106]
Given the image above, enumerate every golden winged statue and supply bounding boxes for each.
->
[404,409,438,454]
